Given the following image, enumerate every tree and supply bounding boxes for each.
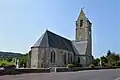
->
[1,63,5,67]
[91,51,120,67]
[107,53,120,64]
[115,55,120,61]
[107,50,111,56]
[19,53,28,68]
[92,58,100,66]
[6,58,12,62]
[100,56,108,63]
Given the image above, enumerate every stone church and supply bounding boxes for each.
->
[27,9,93,68]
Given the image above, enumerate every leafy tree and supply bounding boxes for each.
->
[6,58,12,62]
[115,54,120,61]
[100,56,108,63]
[107,50,111,56]
[92,58,100,66]
[107,53,119,64]
[1,63,5,67]
[19,53,28,68]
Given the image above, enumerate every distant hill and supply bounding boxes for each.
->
[0,51,23,59]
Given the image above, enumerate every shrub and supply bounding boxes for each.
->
[116,62,120,66]
[112,63,116,66]
[103,63,112,68]
[67,64,73,68]
[4,65,16,69]
[1,63,5,67]
[89,64,95,68]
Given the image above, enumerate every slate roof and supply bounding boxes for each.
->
[33,32,48,48]
[72,41,87,55]
[32,30,74,52]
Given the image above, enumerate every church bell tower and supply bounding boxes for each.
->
[75,8,92,66]
[75,8,92,42]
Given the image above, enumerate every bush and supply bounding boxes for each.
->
[1,63,5,67]
[112,63,116,66]
[116,62,120,66]
[103,63,112,68]
[4,65,16,70]
[67,64,73,68]
[89,64,95,68]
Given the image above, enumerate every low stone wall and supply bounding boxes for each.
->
[0,68,50,76]
[56,67,69,72]
[0,67,120,76]
[56,66,120,72]
[17,68,50,73]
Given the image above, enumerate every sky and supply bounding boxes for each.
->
[0,0,119,58]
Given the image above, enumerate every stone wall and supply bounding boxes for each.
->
[37,47,75,68]
[30,47,75,68]
[31,48,39,68]
[0,68,50,76]
[48,48,74,67]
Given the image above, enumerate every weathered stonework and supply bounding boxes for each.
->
[30,47,74,68]
[74,9,92,66]
[28,9,93,68]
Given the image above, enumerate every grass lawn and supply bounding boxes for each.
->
[0,60,14,66]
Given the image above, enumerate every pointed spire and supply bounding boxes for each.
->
[80,7,85,16]
[77,7,86,21]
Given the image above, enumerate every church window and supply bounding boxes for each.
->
[80,20,83,27]
[68,53,72,64]
[53,51,55,63]
[71,54,72,62]
[50,51,55,63]
[78,57,80,63]
[50,52,52,63]
[64,53,66,64]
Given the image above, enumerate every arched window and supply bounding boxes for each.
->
[80,20,83,27]
[68,53,72,64]
[78,57,80,63]
[64,53,66,64]
[50,51,55,63]
[53,51,55,63]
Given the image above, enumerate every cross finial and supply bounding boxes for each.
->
[81,7,84,10]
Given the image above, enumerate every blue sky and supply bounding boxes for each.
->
[0,0,119,58]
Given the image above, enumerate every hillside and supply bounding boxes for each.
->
[0,51,23,59]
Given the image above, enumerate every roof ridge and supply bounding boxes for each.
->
[46,30,71,41]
